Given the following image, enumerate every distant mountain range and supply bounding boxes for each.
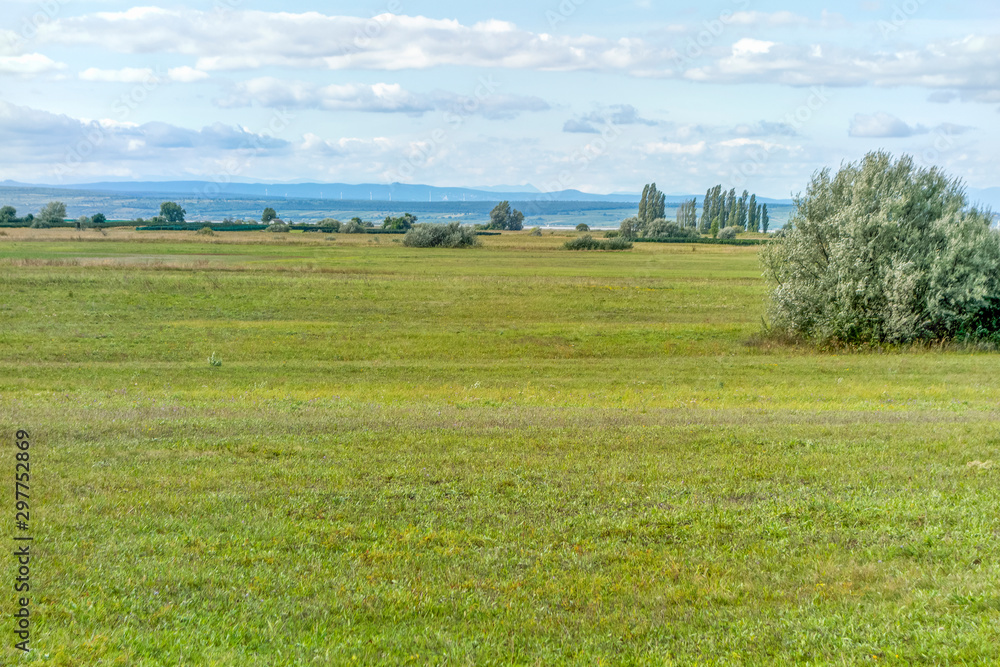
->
[0,180,795,206]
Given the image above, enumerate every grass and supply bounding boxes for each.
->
[1,229,999,664]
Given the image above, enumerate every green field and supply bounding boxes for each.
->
[1,230,998,665]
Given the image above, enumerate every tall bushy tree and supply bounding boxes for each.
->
[488,201,524,230]
[34,201,66,227]
[160,202,186,223]
[762,152,1000,344]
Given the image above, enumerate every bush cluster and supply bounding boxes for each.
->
[341,218,370,234]
[403,222,479,248]
[318,218,341,232]
[564,234,633,251]
[619,216,699,240]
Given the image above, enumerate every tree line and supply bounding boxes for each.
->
[621,182,770,239]
[700,185,769,236]
[0,202,114,229]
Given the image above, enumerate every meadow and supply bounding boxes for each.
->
[1,227,998,665]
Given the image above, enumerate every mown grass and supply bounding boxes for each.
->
[1,230,999,665]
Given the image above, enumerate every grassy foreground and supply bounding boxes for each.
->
[1,229,999,665]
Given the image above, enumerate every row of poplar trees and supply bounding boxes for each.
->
[638,182,770,236]
[700,185,769,235]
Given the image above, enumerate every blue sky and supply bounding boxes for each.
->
[1,1,998,197]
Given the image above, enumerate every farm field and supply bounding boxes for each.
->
[1,228,999,664]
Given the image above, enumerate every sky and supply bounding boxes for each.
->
[1,0,999,198]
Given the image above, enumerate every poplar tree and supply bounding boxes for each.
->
[701,188,713,232]
[726,189,738,228]
[712,185,725,230]
[638,184,649,224]
[738,190,749,230]
[650,184,666,221]
[748,194,758,232]
[761,204,769,233]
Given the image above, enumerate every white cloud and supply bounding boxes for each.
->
[730,121,798,137]
[848,113,975,138]
[167,66,209,83]
[563,104,660,133]
[0,53,66,75]
[848,112,927,138]
[80,67,155,83]
[717,138,786,150]
[726,10,847,28]
[682,34,1000,96]
[641,141,707,156]
[216,77,549,118]
[563,119,600,134]
[217,79,433,113]
[0,101,291,182]
[79,66,210,83]
[37,9,674,75]
[732,38,776,56]
[24,8,1000,105]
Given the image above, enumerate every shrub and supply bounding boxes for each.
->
[403,222,479,248]
[35,201,67,227]
[763,151,1000,344]
[717,225,742,240]
[564,234,600,250]
[603,236,634,250]
[619,216,641,239]
[197,226,215,236]
[604,230,620,238]
[382,213,417,231]
[528,227,542,236]
[266,221,290,233]
[645,219,699,239]
[342,218,367,234]
[564,234,632,251]
[319,218,341,233]
[576,223,590,232]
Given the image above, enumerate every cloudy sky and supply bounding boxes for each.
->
[2,0,998,197]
